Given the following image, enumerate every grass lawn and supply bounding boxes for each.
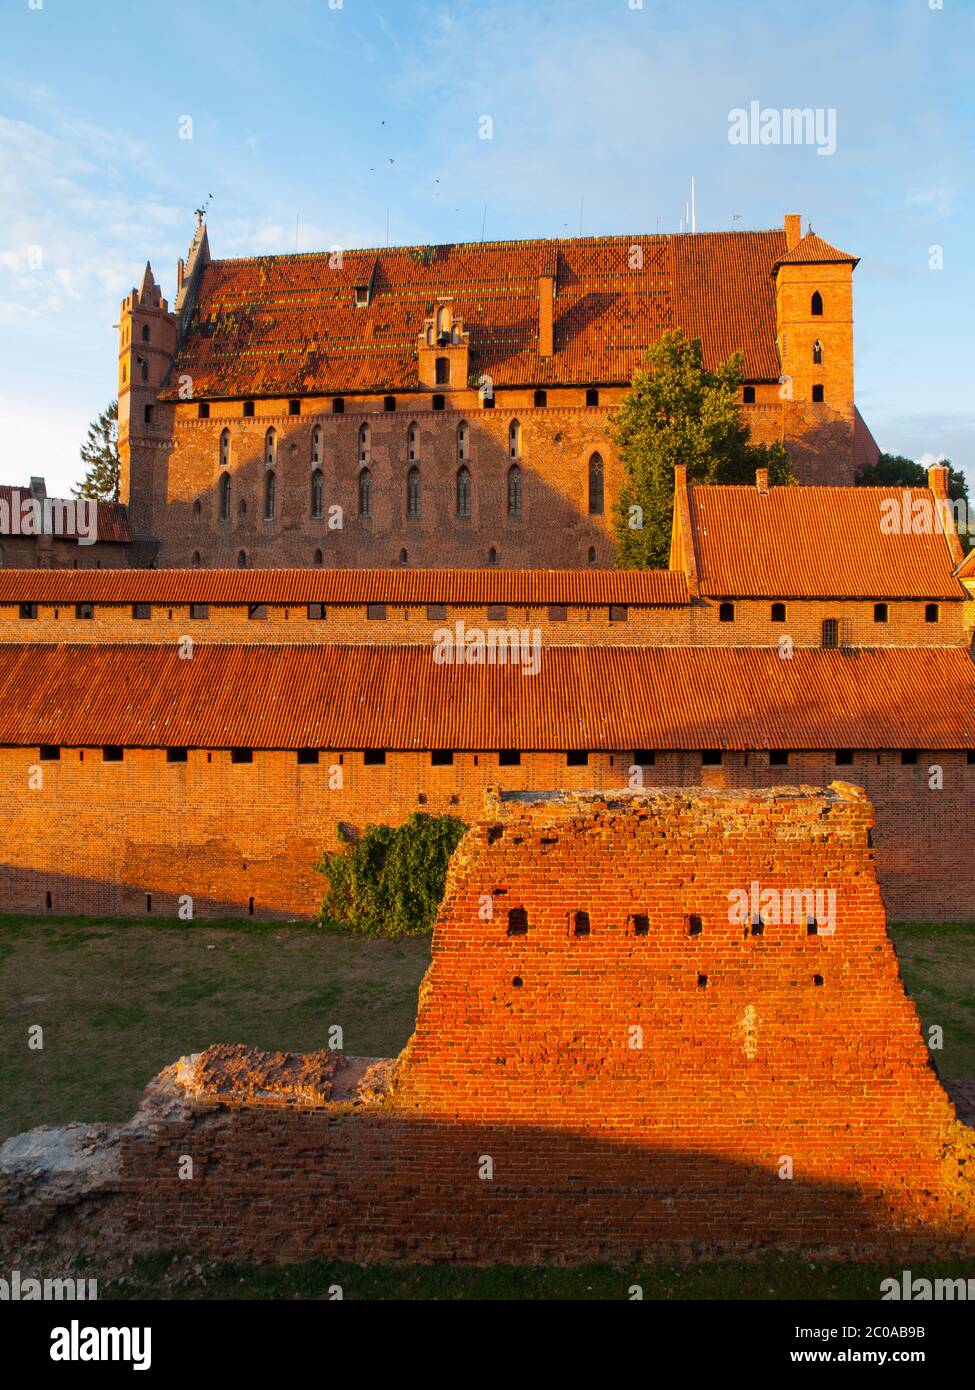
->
[0,915,430,1143]
[1,915,972,1300]
[1,916,971,1143]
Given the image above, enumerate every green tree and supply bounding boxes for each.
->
[610,331,794,568]
[856,452,969,509]
[73,399,120,501]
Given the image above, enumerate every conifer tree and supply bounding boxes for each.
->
[73,399,120,501]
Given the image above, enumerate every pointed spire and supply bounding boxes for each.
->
[138,261,156,301]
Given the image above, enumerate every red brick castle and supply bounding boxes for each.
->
[117,213,876,569]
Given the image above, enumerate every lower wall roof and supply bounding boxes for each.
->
[0,643,972,751]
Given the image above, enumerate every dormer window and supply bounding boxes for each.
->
[354,285,369,307]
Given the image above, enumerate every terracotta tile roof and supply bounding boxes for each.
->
[685,485,966,599]
[0,488,131,544]
[0,567,688,607]
[0,643,972,751]
[159,230,788,400]
[955,548,975,581]
[772,232,858,269]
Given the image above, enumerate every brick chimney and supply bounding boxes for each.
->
[928,462,965,564]
[784,214,801,251]
[755,467,769,495]
[927,462,950,498]
[538,273,555,358]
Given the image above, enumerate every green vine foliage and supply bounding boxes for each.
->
[316,813,467,936]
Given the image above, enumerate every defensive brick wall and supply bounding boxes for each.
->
[0,596,962,648]
[0,748,971,923]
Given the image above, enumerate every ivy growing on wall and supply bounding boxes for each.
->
[316,813,467,937]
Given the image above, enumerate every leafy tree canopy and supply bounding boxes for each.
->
[856,451,969,507]
[610,331,794,568]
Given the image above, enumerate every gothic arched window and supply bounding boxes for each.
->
[358,467,372,518]
[407,466,421,518]
[407,421,419,462]
[265,427,276,466]
[507,464,522,517]
[311,425,322,463]
[508,419,521,459]
[358,421,370,462]
[457,420,469,460]
[456,465,471,518]
[310,468,324,519]
[219,428,231,467]
[588,452,604,515]
[219,471,231,521]
[811,290,824,316]
[264,470,276,520]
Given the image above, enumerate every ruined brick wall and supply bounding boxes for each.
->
[0,749,971,922]
[91,787,973,1264]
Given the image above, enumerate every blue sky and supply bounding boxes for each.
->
[1,0,972,495]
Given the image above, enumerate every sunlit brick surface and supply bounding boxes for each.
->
[98,788,975,1263]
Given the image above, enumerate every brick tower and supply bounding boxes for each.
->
[773,215,859,484]
[117,262,176,554]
